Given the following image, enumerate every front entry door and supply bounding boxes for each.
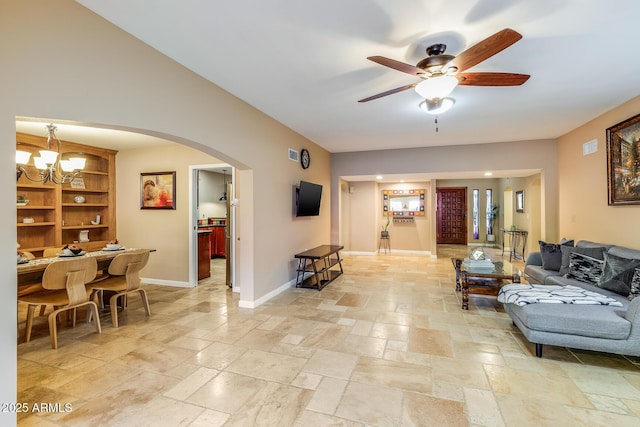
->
[436,187,467,245]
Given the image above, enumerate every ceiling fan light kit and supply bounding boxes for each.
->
[359,28,529,118]
[414,75,458,100]
[419,98,455,115]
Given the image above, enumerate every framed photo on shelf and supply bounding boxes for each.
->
[70,177,85,189]
[516,190,524,213]
[607,113,640,205]
[140,171,176,209]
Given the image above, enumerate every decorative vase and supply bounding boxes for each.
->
[74,195,85,204]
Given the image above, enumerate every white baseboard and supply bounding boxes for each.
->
[238,278,297,308]
[343,250,432,256]
[142,277,193,288]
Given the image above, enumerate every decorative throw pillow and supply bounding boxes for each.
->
[559,245,606,276]
[629,268,640,301]
[564,252,604,285]
[539,240,574,271]
[598,252,640,297]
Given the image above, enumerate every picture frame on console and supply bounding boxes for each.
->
[607,113,640,205]
[140,171,176,209]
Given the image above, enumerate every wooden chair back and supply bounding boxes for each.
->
[42,257,98,305]
[43,247,64,258]
[107,250,150,291]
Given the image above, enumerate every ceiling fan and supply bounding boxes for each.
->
[358,28,530,105]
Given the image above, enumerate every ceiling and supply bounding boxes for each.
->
[72,0,640,155]
[18,1,640,183]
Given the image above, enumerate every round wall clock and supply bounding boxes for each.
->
[300,148,310,169]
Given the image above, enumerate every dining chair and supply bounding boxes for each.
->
[88,250,151,327]
[43,247,64,258]
[18,256,101,349]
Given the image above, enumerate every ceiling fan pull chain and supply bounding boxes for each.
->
[435,116,439,132]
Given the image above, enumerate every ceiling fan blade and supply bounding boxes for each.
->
[445,28,523,73]
[457,72,530,86]
[358,83,418,102]
[367,56,424,76]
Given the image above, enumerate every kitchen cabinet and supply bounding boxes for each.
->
[211,227,226,258]
[199,225,226,258]
[197,230,211,280]
[16,132,117,256]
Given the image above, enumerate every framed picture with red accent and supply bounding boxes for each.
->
[140,171,176,209]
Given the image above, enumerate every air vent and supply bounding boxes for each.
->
[583,139,598,155]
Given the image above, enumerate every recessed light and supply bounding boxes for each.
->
[484,172,493,176]
[400,180,405,183]
[376,176,383,180]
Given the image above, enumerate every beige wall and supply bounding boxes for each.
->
[377,182,432,253]
[436,178,500,244]
[340,181,432,253]
[341,181,377,251]
[500,175,542,256]
[331,139,559,249]
[558,95,640,247]
[1,0,331,412]
[115,144,221,283]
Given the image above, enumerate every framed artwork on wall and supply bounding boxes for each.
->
[516,190,524,213]
[607,113,640,205]
[140,171,176,209]
[382,189,426,217]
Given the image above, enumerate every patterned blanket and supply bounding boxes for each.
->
[497,284,623,307]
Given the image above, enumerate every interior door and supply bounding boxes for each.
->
[436,187,467,245]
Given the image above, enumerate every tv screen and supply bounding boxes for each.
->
[296,181,322,216]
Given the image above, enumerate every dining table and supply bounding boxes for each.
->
[17,248,154,294]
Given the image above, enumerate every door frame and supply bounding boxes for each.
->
[188,163,236,290]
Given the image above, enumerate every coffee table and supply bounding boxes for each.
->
[452,258,521,310]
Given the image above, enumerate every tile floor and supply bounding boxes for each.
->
[16,246,640,426]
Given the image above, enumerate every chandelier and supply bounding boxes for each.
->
[16,124,86,184]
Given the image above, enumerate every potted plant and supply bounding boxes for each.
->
[381,216,390,238]
[486,203,499,242]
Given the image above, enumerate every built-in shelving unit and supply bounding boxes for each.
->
[16,132,117,256]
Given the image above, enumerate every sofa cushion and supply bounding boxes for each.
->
[608,245,640,261]
[524,264,562,284]
[564,252,604,285]
[575,240,614,250]
[629,268,640,301]
[506,303,631,340]
[559,245,606,276]
[539,240,574,271]
[598,252,640,297]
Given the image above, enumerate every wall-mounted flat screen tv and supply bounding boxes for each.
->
[296,180,322,216]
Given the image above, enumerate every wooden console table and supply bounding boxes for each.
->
[501,229,528,262]
[295,245,344,290]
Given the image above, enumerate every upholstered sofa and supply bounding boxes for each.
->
[502,240,640,357]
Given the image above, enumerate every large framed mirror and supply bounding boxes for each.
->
[383,189,426,216]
